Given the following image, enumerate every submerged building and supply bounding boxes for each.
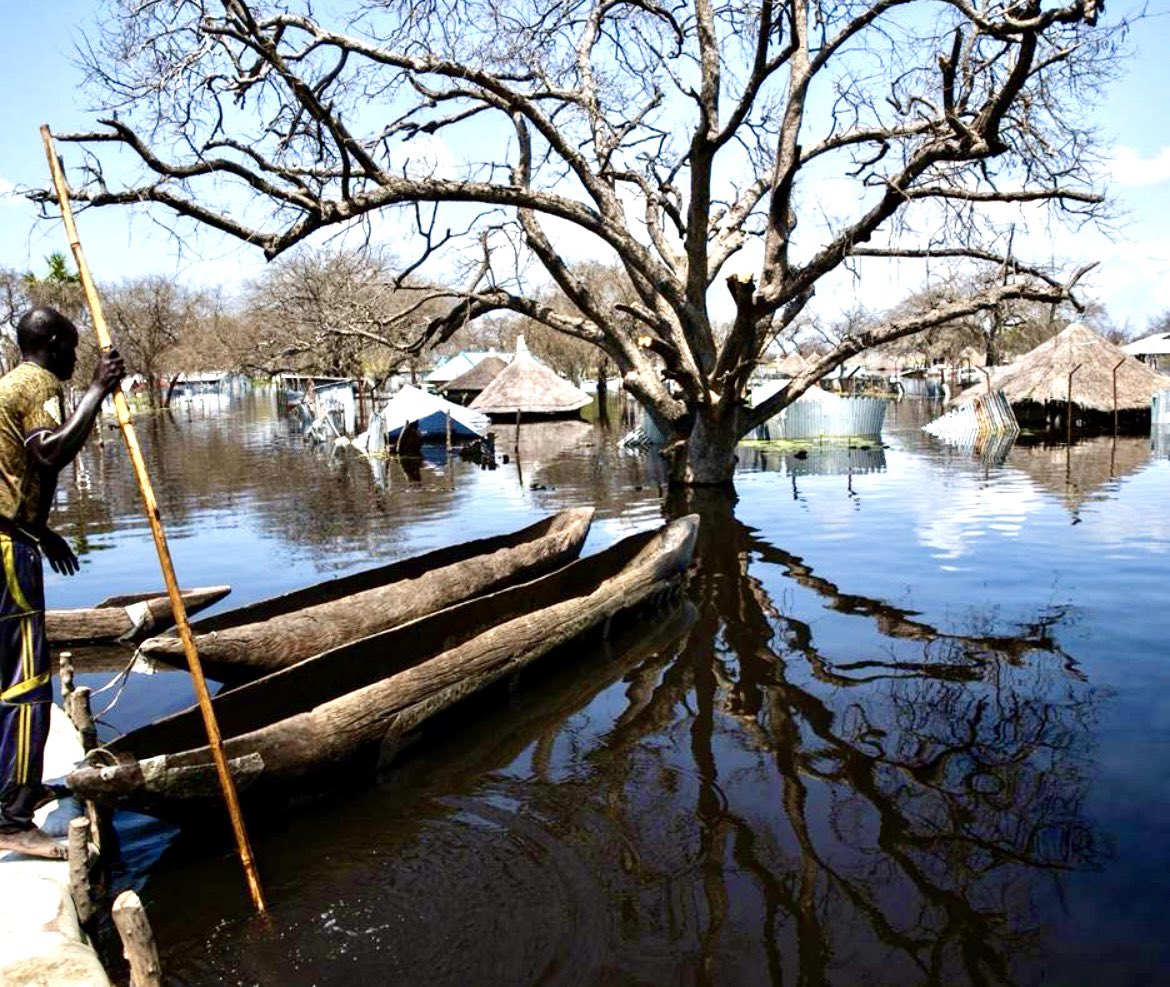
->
[952,323,1169,433]
[470,336,592,421]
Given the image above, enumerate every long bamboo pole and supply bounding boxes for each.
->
[39,125,266,914]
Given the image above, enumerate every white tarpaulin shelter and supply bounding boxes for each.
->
[378,384,490,441]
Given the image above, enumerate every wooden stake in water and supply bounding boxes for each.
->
[40,125,266,914]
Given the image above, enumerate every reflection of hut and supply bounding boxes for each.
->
[470,336,592,421]
[440,355,507,405]
[1007,435,1151,513]
[495,420,594,487]
[738,442,886,477]
[954,323,1169,433]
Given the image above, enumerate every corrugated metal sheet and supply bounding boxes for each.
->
[923,390,1018,443]
[1152,390,1170,425]
[753,394,887,440]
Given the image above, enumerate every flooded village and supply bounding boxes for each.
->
[1,327,1169,985]
[3,2,1169,985]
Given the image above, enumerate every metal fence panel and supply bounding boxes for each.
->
[755,396,888,440]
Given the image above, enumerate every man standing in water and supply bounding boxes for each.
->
[0,307,123,858]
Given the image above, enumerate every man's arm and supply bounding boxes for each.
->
[26,349,125,472]
[22,349,124,575]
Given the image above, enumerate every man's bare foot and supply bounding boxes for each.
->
[0,825,68,860]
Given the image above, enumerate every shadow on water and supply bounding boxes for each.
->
[138,478,1105,987]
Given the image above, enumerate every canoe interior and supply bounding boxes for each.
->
[186,510,579,634]
[94,591,171,609]
[118,596,699,827]
[110,523,681,762]
[383,597,700,790]
[90,587,232,610]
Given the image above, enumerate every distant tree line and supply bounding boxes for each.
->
[3,249,1163,407]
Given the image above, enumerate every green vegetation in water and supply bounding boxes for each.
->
[737,436,883,452]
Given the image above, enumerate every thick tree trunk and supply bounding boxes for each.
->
[668,405,741,486]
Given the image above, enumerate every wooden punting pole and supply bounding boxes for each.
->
[40,125,266,914]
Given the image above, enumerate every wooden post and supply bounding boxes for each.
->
[1112,358,1124,435]
[58,651,75,702]
[66,685,98,753]
[1066,363,1081,445]
[112,890,164,987]
[41,125,266,913]
[445,410,452,451]
[68,817,97,926]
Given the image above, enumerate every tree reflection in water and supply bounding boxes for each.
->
[585,488,1105,986]
[141,487,1106,987]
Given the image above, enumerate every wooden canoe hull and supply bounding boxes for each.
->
[136,507,594,684]
[45,586,232,645]
[67,515,699,817]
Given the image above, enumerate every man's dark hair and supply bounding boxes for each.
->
[16,308,77,356]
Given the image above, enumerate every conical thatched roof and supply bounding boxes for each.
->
[470,336,592,415]
[953,323,1169,412]
[775,351,810,376]
[441,354,507,395]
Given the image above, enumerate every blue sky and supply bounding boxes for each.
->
[1,1,1167,335]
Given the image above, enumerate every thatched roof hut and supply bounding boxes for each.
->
[470,336,592,420]
[774,351,810,377]
[952,323,1169,430]
[440,354,508,405]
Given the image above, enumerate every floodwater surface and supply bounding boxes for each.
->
[49,392,1170,986]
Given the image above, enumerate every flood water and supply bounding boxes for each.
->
[49,391,1170,986]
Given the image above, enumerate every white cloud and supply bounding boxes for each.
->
[1108,146,1170,188]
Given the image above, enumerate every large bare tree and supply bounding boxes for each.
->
[46,0,1117,483]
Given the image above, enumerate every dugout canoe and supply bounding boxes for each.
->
[136,508,595,684]
[46,586,232,645]
[66,515,698,818]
